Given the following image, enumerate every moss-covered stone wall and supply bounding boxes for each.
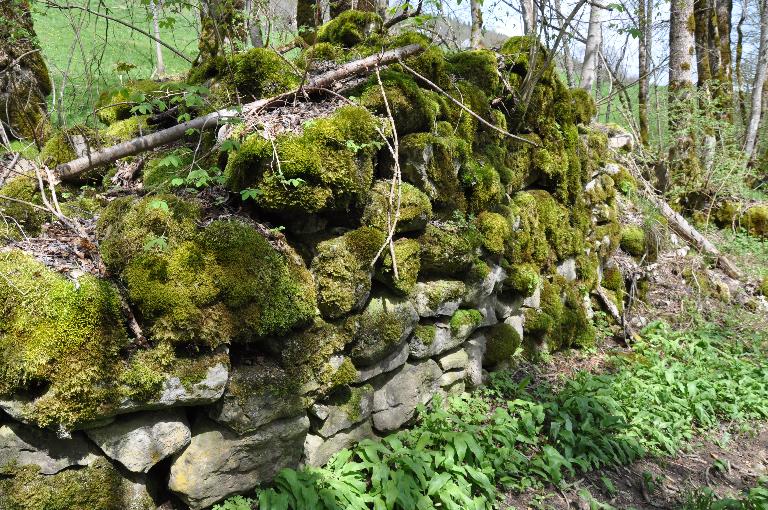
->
[0,15,625,509]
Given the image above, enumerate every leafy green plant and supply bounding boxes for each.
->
[681,479,768,510]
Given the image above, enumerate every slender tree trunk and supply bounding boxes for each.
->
[521,0,536,34]
[580,2,604,91]
[244,0,264,47]
[554,0,574,86]
[668,0,701,198]
[0,0,52,144]
[715,0,733,91]
[196,0,246,65]
[694,0,714,86]
[638,0,650,146]
[735,0,747,125]
[745,0,768,159]
[297,0,322,43]
[470,0,483,48]
[150,0,166,76]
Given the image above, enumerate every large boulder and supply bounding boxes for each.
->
[371,360,442,432]
[311,385,373,438]
[85,409,191,473]
[169,415,309,509]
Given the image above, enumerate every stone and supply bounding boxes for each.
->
[437,370,465,388]
[349,294,419,366]
[356,341,409,382]
[121,472,159,510]
[314,385,373,438]
[556,258,577,282]
[411,280,466,317]
[0,421,99,474]
[409,321,468,360]
[476,297,499,327]
[465,332,487,388]
[436,348,469,372]
[303,420,375,468]
[494,295,523,320]
[208,360,306,435]
[169,415,309,510]
[504,314,525,339]
[463,264,506,306]
[523,282,542,308]
[608,133,633,150]
[371,360,442,432]
[85,409,191,473]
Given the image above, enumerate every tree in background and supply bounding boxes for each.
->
[745,0,768,160]
[0,0,52,145]
[196,0,246,65]
[580,1,604,91]
[637,0,651,146]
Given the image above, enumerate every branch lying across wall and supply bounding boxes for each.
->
[55,44,425,181]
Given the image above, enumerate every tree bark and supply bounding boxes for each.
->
[638,0,650,146]
[580,2,604,92]
[521,0,536,34]
[554,0,574,86]
[693,0,714,85]
[196,0,246,65]
[745,0,768,159]
[244,0,264,48]
[296,0,322,43]
[0,0,52,144]
[668,0,700,196]
[55,44,425,180]
[150,0,166,76]
[470,0,484,48]
[735,0,747,124]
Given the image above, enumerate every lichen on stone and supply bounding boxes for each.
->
[362,179,433,233]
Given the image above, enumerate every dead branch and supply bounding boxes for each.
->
[397,60,539,147]
[55,44,425,181]
[384,0,424,29]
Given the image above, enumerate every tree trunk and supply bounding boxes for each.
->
[296,0,322,43]
[554,0,574,86]
[694,0,714,86]
[638,0,650,146]
[521,0,536,34]
[745,0,768,159]
[580,3,603,92]
[244,0,264,48]
[197,0,246,65]
[715,0,733,92]
[735,0,747,124]
[0,0,52,145]
[150,0,166,76]
[470,0,483,48]
[668,0,701,198]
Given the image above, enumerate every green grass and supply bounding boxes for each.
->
[32,0,199,126]
[214,318,768,509]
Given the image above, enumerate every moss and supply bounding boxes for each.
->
[570,87,596,124]
[419,220,481,277]
[282,318,353,394]
[399,132,469,211]
[742,205,768,238]
[620,225,646,257]
[98,197,316,346]
[142,148,195,189]
[421,279,466,311]
[224,106,381,215]
[575,252,600,290]
[317,10,382,47]
[758,277,768,296]
[118,342,175,402]
[504,263,541,297]
[450,308,482,335]
[102,115,150,143]
[0,250,128,429]
[602,266,624,293]
[298,42,343,69]
[0,175,48,240]
[312,227,386,319]
[188,54,227,84]
[339,383,370,421]
[359,71,440,135]
[475,211,510,255]
[39,131,76,167]
[584,174,616,205]
[412,324,437,346]
[447,50,500,97]
[612,166,637,194]
[524,278,595,351]
[460,163,503,214]
[377,238,421,296]
[348,294,416,365]
[362,180,433,233]
[582,128,609,177]
[0,459,125,510]
[95,80,183,125]
[227,48,300,99]
[484,323,521,366]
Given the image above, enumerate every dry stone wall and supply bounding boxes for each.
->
[0,14,630,510]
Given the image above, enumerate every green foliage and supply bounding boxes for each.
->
[681,480,768,510]
[216,320,768,510]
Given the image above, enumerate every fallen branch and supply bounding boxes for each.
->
[624,159,743,280]
[55,44,424,181]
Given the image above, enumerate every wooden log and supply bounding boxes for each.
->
[55,44,424,181]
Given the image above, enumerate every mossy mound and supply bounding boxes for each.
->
[503,263,541,297]
[612,166,637,194]
[102,115,150,144]
[98,196,316,347]
[348,294,417,365]
[362,180,432,233]
[317,10,383,47]
[359,71,440,136]
[0,250,128,428]
[742,205,768,238]
[376,238,421,296]
[226,48,300,100]
[461,163,504,214]
[224,106,382,215]
[39,126,101,167]
[758,277,768,296]
[484,323,521,366]
[95,80,183,125]
[0,175,48,240]
[570,87,597,124]
[419,220,482,277]
[475,211,510,255]
[447,50,501,97]
[524,278,595,351]
[620,225,647,257]
[311,226,386,319]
